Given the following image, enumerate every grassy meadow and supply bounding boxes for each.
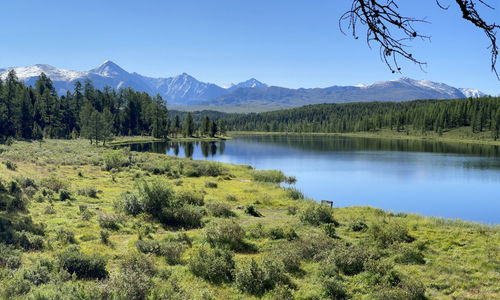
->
[0,139,498,299]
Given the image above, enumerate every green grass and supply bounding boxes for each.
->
[0,139,498,299]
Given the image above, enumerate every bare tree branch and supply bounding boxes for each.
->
[341,0,499,80]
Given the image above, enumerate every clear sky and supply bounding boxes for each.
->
[0,0,498,94]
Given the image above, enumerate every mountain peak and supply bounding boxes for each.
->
[226,78,268,91]
[90,60,128,77]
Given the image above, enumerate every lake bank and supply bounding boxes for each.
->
[108,135,231,146]
[229,127,500,147]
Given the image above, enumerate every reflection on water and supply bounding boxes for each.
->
[120,135,500,223]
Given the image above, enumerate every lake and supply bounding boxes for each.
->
[124,135,500,223]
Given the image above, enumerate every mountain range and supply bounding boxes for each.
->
[0,60,485,109]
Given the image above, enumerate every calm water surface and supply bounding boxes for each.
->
[125,135,500,223]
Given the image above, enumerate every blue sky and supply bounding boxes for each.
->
[0,0,498,94]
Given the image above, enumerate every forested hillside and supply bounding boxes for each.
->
[222,97,500,139]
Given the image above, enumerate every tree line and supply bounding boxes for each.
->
[220,97,500,140]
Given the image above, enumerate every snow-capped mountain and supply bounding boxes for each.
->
[225,78,268,92]
[0,61,486,108]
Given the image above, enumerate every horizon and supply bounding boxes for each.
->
[0,0,498,95]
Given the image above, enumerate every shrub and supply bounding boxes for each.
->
[55,228,76,245]
[277,248,302,273]
[176,190,204,206]
[136,239,186,265]
[206,202,235,218]
[100,229,110,244]
[246,222,265,239]
[225,194,237,202]
[183,161,224,177]
[103,150,127,171]
[58,246,108,279]
[15,176,37,189]
[298,202,338,226]
[321,276,347,299]
[16,231,44,250]
[24,186,37,198]
[77,186,98,198]
[3,160,17,171]
[22,259,54,286]
[59,189,71,201]
[204,181,218,188]
[349,219,368,232]
[268,226,285,240]
[116,192,143,216]
[189,246,235,283]
[244,205,262,217]
[43,204,56,215]
[287,206,298,215]
[235,258,289,296]
[322,223,338,238]
[323,243,370,276]
[138,180,176,217]
[394,244,425,265]
[283,226,299,241]
[293,233,337,261]
[39,176,68,193]
[369,221,414,247]
[97,213,123,230]
[251,169,287,183]
[284,187,304,200]
[159,205,204,229]
[110,253,156,300]
[205,220,246,250]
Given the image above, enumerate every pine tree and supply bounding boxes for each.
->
[209,120,217,137]
[200,116,210,137]
[183,112,195,137]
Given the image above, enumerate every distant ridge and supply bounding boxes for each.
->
[0,61,485,108]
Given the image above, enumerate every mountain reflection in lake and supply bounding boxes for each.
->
[121,135,500,223]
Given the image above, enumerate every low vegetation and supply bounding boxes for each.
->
[0,139,498,299]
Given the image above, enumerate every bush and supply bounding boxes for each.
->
[283,226,299,241]
[244,205,262,217]
[299,202,338,226]
[59,189,71,201]
[322,223,337,238]
[394,244,425,265]
[251,169,287,183]
[205,220,246,250]
[97,213,123,230]
[349,219,368,232]
[246,222,265,239]
[206,202,235,218]
[43,204,56,215]
[189,246,235,283]
[284,187,304,200]
[159,205,204,229]
[58,246,108,279]
[16,231,44,250]
[235,258,289,296]
[225,194,237,202]
[77,186,98,198]
[183,161,224,177]
[55,228,76,244]
[110,253,156,300]
[321,276,347,299]
[22,259,54,286]
[176,190,204,206]
[277,248,302,273]
[103,150,127,171]
[204,181,218,188]
[100,229,110,244]
[136,239,186,265]
[322,243,370,276]
[267,226,285,240]
[116,192,143,216]
[292,233,337,261]
[3,160,18,171]
[138,180,176,217]
[15,176,37,189]
[39,176,68,193]
[369,221,414,247]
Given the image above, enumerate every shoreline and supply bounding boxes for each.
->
[108,135,231,146]
[228,129,500,147]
